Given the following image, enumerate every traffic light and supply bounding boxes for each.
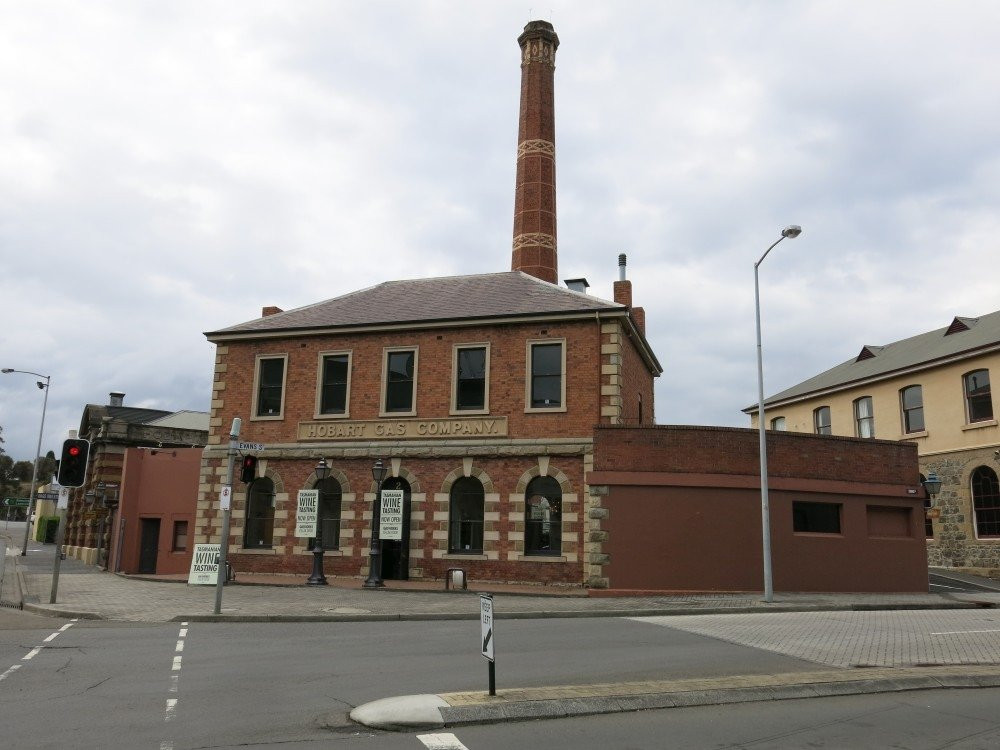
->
[240,455,258,483]
[57,439,91,487]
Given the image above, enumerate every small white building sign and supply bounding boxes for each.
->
[379,489,404,541]
[295,489,319,537]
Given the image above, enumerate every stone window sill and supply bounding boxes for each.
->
[444,553,487,560]
[516,554,568,563]
[901,430,929,439]
[962,419,998,432]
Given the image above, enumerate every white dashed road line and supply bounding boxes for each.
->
[0,618,78,680]
[161,622,189,750]
[418,732,471,749]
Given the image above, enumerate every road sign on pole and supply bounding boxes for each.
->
[480,593,496,695]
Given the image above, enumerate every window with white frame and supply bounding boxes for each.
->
[964,369,994,423]
[383,348,417,414]
[900,385,924,433]
[453,345,488,412]
[253,355,287,419]
[527,340,565,410]
[318,353,350,416]
[813,406,832,435]
[854,396,874,438]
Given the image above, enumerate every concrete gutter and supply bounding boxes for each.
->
[347,665,1000,731]
[14,599,983,623]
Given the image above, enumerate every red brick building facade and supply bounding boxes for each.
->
[194,21,661,587]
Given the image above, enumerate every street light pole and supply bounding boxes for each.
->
[754,225,802,603]
[307,458,330,585]
[2,368,51,557]
[363,458,388,589]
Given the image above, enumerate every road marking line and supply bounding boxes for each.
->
[178,628,188,637]
[159,742,174,750]
[43,633,59,642]
[59,622,74,631]
[169,674,179,693]
[931,629,1000,635]
[417,733,471,750]
[175,641,184,652]
[0,664,22,682]
[22,647,42,661]
[172,656,182,670]
[165,698,178,722]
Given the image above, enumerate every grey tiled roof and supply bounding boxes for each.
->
[206,271,626,337]
[747,309,1000,412]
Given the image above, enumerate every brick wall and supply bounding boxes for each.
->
[593,424,919,485]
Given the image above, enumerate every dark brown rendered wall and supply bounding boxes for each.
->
[589,426,928,593]
[112,447,201,575]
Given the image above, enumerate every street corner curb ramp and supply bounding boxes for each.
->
[347,665,1000,731]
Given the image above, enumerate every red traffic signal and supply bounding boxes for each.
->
[57,438,91,487]
[240,455,258,483]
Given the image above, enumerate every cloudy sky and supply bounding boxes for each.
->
[2,1,998,461]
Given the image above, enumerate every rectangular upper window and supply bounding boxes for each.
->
[383,348,417,415]
[793,501,841,534]
[317,352,351,416]
[813,406,831,435]
[253,355,287,419]
[854,396,874,438]
[172,520,188,552]
[453,344,489,413]
[964,369,993,423]
[526,340,566,411]
[900,385,924,433]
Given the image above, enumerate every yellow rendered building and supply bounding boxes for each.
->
[745,311,1000,573]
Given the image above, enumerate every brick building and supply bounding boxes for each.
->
[195,20,661,587]
[587,426,928,593]
[63,393,208,567]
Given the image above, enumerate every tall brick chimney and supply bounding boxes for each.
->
[511,20,559,284]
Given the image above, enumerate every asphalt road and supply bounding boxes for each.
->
[4,607,1000,748]
[0,611,820,748]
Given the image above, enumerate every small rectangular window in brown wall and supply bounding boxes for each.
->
[792,501,841,534]
[172,520,189,551]
[866,505,912,538]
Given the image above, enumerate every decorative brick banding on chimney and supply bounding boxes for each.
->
[511,20,559,284]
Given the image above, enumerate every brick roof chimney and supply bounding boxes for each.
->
[511,20,559,284]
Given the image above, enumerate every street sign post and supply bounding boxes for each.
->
[2,498,30,507]
[379,489,404,541]
[480,593,496,696]
[238,442,264,452]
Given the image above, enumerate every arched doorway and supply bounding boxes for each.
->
[380,476,411,580]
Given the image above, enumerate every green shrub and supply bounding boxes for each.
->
[35,516,59,543]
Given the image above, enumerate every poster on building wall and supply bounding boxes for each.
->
[295,489,319,537]
[187,543,221,585]
[380,489,404,541]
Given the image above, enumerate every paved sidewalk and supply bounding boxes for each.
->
[14,541,1000,623]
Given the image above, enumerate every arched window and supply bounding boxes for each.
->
[244,477,275,548]
[525,475,562,556]
[853,396,874,438]
[972,466,1000,538]
[309,477,342,551]
[449,476,484,554]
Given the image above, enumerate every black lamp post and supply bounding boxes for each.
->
[363,458,388,589]
[306,458,330,586]
[923,471,942,498]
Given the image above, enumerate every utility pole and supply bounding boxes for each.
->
[214,417,240,615]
